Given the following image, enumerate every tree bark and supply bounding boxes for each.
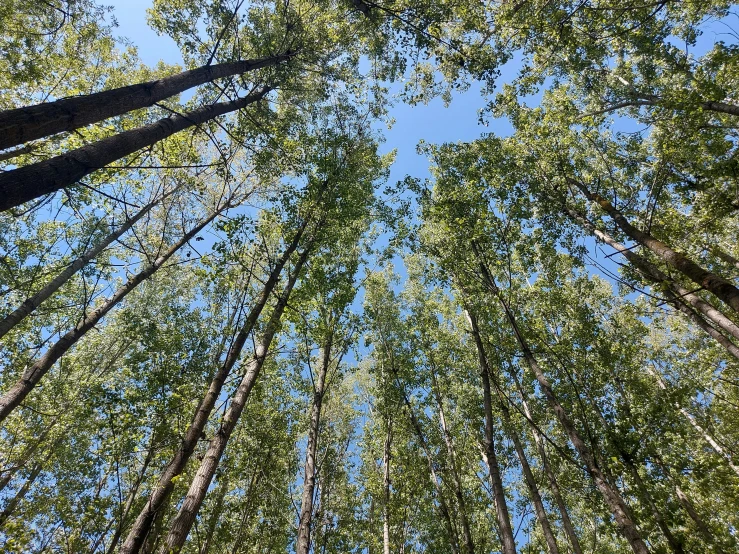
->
[0,461,43,527]
[0,186,175,339]
[429,369,474,554]
[0,87,271,211]
[471,246,650,554]
[382,416,392,554]
[497,394,560,554]
[570,178,739,313]
[158,246,310,553]
[120,217,309,554]
[465,309,517,554]
[0,54,292,150]
[0,203,228,424]
[511,371,584,554]
[297,333,333,554]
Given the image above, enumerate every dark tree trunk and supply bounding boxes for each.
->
[0,54,292,150]
[0,87,271,211]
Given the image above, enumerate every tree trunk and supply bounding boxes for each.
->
[430,369,475,554]
[471,246,650,554]
[0,87,271,211]
[0,418,57,494]
[497,395,560,554]
[198,474,229,554]
[465,309,517,554]
[0,186,176,339]
[120,217,309,554]
[0,203,228,424]
[570,178,739,313]
[158,246,310,553]
[0,461,43,527]
[510,371,584,554]
[562,204,739,350]
[382,417,392,554]
[0,54,291,151]
[401,389,461,554]
[297,333,333,554]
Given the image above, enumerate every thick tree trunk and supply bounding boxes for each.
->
[0,187,175,339]
[297,333,333,554]
[570,178,739,313]
[382,417,392,554]
[0,461,43,527]
[497,397,560,554]
[430,369,474,554]
[510,372,583,554]
[0,87,270,211]
[0,204,227,424]
[159,247,310,553]
[471,247,650,554]
[562,205,739,350]
[465,309,517,554]
[0,54,292,150]
[120,218,309,554]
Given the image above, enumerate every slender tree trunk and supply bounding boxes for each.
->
[510,372,584,554]
[647,367,739,478]
[429,369,475,554]
[0,54,292,150]
[562,205,739,349]
[159,246,310,553]
[0,461,43,527]
[497,395,560,554]
[0,187,175,339]
[570,178,739,313]
[383,417,392,554]
[401,389,461,554]
[0,203,228,423]
[470,247,650,554]
[708,244,739,271]
[0,87,270,211]
[297,333,333,554]
[0,418,57,494]
[465,309,518,554]
[104,432,159,554]
[120,217,309,554]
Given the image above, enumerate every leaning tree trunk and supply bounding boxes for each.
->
[510,371,584,554]
[0,185,177,339]
[562,204,739,353]
[0,54,292,150]
[159,247,310,553]
[471,245,650,554]
[570,178,739,313]
[0,203,229,424]
[296,333,333,554]
[496,392,560,554]
[0,461,43,527]
[465,309,517,554]
[0,87,271,211]
[119,217,310,554]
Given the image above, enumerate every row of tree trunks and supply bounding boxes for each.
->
[0,201,232,424]
[0,87,271,212]
[158,244,311,553]
[470,243,651,554]
[0,54,291,151]
[119,217,310,554]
